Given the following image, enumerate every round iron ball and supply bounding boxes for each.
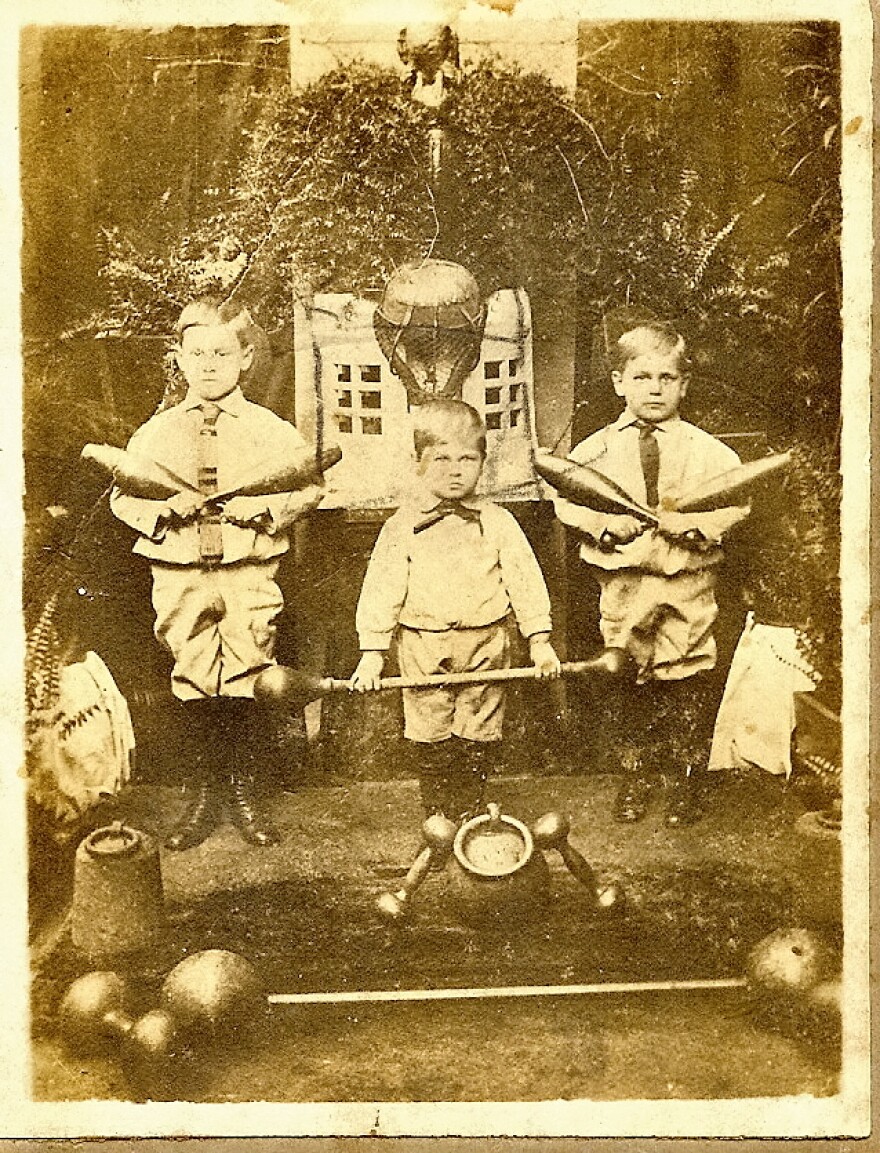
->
[253,664,325,712]
[160,949,266,1039]
[422,813,457,856]
[253,664,298,707]
[746,927,835,996]
[530,811,570,850]
[58,971,135,1056]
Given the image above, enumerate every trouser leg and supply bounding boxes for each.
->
[453,737,496,821]
[654,674,719,827]
[611,679,661,823]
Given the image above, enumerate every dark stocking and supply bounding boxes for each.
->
[164,699,223,851]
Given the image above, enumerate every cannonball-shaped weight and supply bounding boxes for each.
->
[160,949,265,1039]
[530,811,570,849]
[253,665,325,712]
[58,971,134,1056]
[253,664,297,706]
[596,882,626,915]
[376,891,407,919]
[422,813,457,854]
[120,1008,180,1100]
[747,928,836,996]
[448,850,551,928]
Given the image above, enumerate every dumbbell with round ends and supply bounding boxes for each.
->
[160,949,266,1040]
[376,813,458,919]
[58,971,135,1056]
[531,811,626,913]
[58,971,180,1097]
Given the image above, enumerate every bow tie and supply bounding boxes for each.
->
[413,500,483,534]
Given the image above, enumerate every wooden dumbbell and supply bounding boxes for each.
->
[376,813,458,919]
[531,811,625,912]
[58,971,180,1098]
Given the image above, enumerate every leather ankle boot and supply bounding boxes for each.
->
[165,776,220,851]
[218,698,280,847]
[164,699,223,851]
[228,771,280,847]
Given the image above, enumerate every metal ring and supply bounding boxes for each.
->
[452,809,534,878]
[83,821,141,859]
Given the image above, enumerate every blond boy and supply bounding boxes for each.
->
[110,298,323,849]
[553,322,749,826]
[352,398,560,821]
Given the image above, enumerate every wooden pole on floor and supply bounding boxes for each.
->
[268,977,748,1007]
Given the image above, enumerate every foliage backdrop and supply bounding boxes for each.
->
[22,21,842,698]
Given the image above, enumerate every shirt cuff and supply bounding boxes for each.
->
[147,512,169,542]
[517,615,553,639]
[357,632,394,651]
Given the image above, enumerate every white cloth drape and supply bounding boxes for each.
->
[709,612,817,777]
[29,651,135,822]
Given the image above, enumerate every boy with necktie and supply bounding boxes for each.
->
[110,297,324,849]
[552,321,749,826]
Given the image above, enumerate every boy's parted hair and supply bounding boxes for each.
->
[176,296,255,348]
[412,397,487,460]
[610,321,691,375]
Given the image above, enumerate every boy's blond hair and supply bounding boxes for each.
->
[611,321,691,375]
[412,397,487,460]
[176,296,254,349]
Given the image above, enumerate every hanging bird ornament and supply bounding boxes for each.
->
[397,22,461,113]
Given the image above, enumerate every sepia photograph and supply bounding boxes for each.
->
[3,0,872,1138]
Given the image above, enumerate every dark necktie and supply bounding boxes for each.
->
[413,500,483,534]
[636,420,660,509]
[197,402,224,563]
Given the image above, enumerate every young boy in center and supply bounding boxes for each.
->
[552,320,749,826]
[110,297,324,850]
[351,398,561,822]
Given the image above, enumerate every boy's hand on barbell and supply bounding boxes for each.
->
[529,636,562,679]
[350,651,386,693]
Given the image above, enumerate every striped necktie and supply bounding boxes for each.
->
[635,420,660,509]
[197,402,224,563]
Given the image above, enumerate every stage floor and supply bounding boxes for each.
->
[30,771,841,1103]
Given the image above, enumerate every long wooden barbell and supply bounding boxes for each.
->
[254,647,631,714]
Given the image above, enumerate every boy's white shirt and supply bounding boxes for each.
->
[356,491,553,650]
[553,411,750,575]
[109,385,324,564]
